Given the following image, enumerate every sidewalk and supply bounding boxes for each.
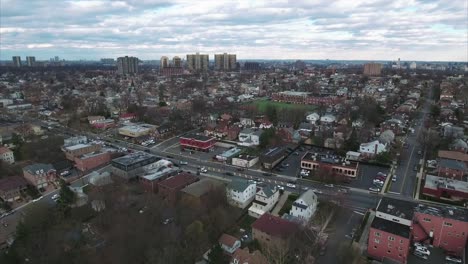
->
[357,210,375,253]
[272,191,290,216]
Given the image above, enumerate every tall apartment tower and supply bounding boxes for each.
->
[215,53,237,71]
[12,56,21,67]
[186,52,209,71]
[160,56,169,69]
[26,56,36,67]
[363,63,382,76]
[117,56,139,75]
[173,56,182,68]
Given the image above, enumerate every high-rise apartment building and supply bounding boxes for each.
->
[173,56,182,68]
[214,53,237,71]
[12,56,21,67]
[160,56,169,69]
[363,63,382,76]
[26,56,36,67]
[186,53,209,71]
[117,56,139,75]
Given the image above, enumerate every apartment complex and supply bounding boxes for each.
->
[12,56,21,67]
[160,56,169,69]
[363,63,383,76]
[214,53,237,71]
[117,56,139,75]
[186,53,209,71]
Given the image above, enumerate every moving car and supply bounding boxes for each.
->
[200,167,208,173]
[286,183,296,188]
[445,255,462,263]
[225,172,234,176]
[51,194,60,201]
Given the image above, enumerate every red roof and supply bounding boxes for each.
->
[157,173,198,190]
[0,176,27,192]
[252,213,299,239]
[0,147,12,155]
[218,233,238,248]
[120,113,136,119]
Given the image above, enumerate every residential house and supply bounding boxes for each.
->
[380,118,405,135]
[23,163,57,189]
[230,248,268,264]
[306,113,320,124]
[238,128,262,147]
[219,233,241,255]
[450,139,468,153]
[359,140,387,158]
[248,186,279,218]
[252,213,299,252]
[0,176,28,202]
[276,127,300,144]
[289,190,319,223]
[0,147,14,164]
[226,179,256,209]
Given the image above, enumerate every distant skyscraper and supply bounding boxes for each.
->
[117,56,139,75]
[410,62,417,70]
[26,56,36,67]
[363,63,382,76]
[160,56,169,69]
[397,58,401,69]
[173,56,182,68]
[214,53,237,71]
[186,53,209,71]
[12,56,21,67]
[54,56,59,62]
[243,62,261,71]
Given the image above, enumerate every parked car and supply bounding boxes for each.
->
[324,184,334,188]
[286,183,296,188]
[200,167,208,173]
[51,194,60,201]
[414,246,430,256]
[237,168,245,171]
[413,251,428,260]
[225,172,234,176]
[445,255,462,263]
[392,175,397,182]
[262,172,272,176]
[413,242,426,248]
[312,189,323,194]
[377,172,387,177]
[373,179,384,185]
[413,165,418,172]
[179,161,188,165]
[375,176,386,181]
[277,185,285,191]
[60,170,70,176]
[369,187,381,192]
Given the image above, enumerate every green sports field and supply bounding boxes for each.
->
[250,99,318,112]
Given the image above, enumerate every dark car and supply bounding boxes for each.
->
[225,172,234,176]
[237,168,245,171]
[262,172,272,176]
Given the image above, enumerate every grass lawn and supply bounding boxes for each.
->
[249,99,318,113]
[278,193,299,216]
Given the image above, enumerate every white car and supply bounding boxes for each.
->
[373,179,384,185]
[324,184,334,188]
[179,161,188,165]
[200,167,208,173]
[312,189,323,194]
[392,175,397,182]
[413,242,426,248]
[277,185,285,191]
[51,194,60,201]
[414,246,430,256]
[286,183,296,188]
[369,187,381,192]
[445,255,462,263]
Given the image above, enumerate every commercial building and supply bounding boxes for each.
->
[111,152,159,180]
[118,124,157,138]
[62,143,101,161]
[12,56,21,67]
[186,52,209,72]
[423,174,468,202]
[363,63,383,76]
[0,147,15,164]
[74,151,111,172]
[26,56,36,67]
[214,53,237,71]
[181,178,224,204]
[160,56,169,69]
[0,176,28,202]
[63,136,87,147]
[252,213,299,251]
[227,179,256,209]
[22,163,57,189]
[158,173,198,204]
[139,159,177,193]
[301,151,359,178]
[179,133,215,152]
[260,146,287,169]
[117,56,139,75]
[232,154,259,168]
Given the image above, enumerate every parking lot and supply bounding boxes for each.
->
[271,145,307,177]
[407,246,449,264]
[347,164,390,191]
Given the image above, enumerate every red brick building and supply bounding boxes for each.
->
[437,158,466,180]
[62,143,101,161]
[180,133,215,152]
[22,163,57,189]
[271,91,345,106]
[157,173,198,204]
[423,174,468,201]
[74,151,111,172]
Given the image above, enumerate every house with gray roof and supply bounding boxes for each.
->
[289,190,318,223]
[22,163,57,189]
[226,179,256,209]
[248,186,279,218]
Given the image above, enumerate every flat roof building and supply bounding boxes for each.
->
[111,152,159,180]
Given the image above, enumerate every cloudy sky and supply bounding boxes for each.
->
[0,0,466,61]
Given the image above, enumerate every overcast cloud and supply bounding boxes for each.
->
[0,0,466,61]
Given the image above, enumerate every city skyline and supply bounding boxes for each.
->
[0,0,467,61]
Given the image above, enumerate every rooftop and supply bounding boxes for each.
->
[112,152,157,166]
[119,125,152,133]
[0,146,12,155]
[219,147,242,158]
[377,197,415,221]
[261,146,286,157]
[180,133,213,142]
[252,213,299,239]
[64,143,91,151]
[181,178,224,198]
[439,158,466,170]
[371,217,411,238]
[277,91,310,96]
[303,151,358,168]
[23,163,55,174]
[414,203,468,222]
[424,174,468,195]
[438,150,468,162]
[218,233,238,248]
[158,173,198,190]
[227,179,254,192]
